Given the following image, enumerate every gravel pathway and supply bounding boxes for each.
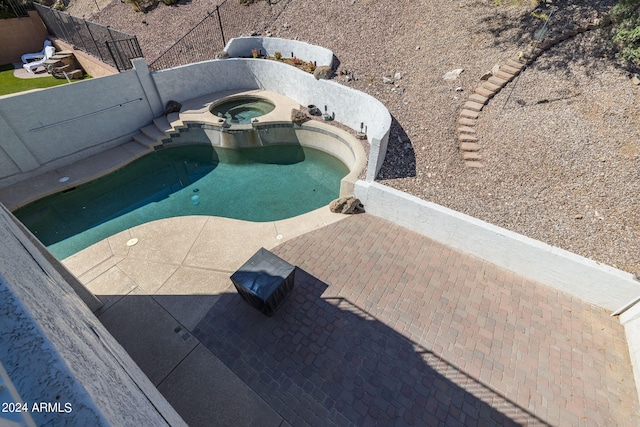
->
[67,0,639,273]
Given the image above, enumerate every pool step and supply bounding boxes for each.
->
[153,116,175,133]
[133,132,162,149]
[140,124,167,142]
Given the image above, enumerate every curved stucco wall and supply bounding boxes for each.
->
[224,37,334,67]
[152,57,391,179]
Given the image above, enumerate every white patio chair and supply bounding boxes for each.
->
[23,46,56,74]
[21,40,53,64]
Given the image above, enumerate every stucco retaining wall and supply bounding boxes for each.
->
[224,36,334,67]
[354,180,640,312]
[0,67,155,187]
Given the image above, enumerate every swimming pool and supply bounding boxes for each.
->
[14,144,348,260]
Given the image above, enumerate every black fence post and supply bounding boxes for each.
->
[84,19,104,61]
[216,5,225,47]
[107,26,126,71]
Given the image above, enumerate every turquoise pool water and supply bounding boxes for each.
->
[210,98,275,124]
[14,144,348,260]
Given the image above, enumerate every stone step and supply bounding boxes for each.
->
[153,116,174,133]
[475,86,495,98]
[482,81,502,92]
[488,76,508,88]
[122,140,151,157]
[506,58,526,69]
[459,109,479,119]
[141,124,166,141]
[493,70,515,82]
[500,64,521,75]
[133,132,161,149]
[460,142,480,151]
[459,134,478,143]
[465,160,484,168]
[463,101,484,112]
[458,117,476,127]
[462,152,482,161]
[457,126,476,134]
[468,94,489,105]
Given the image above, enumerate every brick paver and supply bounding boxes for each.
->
[194,214,639,426]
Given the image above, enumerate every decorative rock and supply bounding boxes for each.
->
[491,64,501,75]
[632,74,640,85]
[480,72,492,81]
[291,109,308,124]
[215,50,229,59]
[314,65,332,80]
[383,76,394,84]
[394,72,402,80]
[455,87,463,92]
[443,68,464,81]
[574,214,584,219]
[165,100,182,115]
[329,196,364,214]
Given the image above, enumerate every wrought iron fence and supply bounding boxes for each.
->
[1,0,31,18]
[33,2,143,71]
[149,0,292,72]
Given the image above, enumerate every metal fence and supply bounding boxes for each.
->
[149,0,292,72]
[1,0,31,18]
[33,2,143,71]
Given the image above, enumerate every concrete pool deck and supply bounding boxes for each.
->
[59,211,640,426]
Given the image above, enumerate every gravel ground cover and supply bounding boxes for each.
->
[70,0,639,273]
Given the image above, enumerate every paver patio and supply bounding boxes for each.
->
[70,212,640,426]
[194,214,639,426]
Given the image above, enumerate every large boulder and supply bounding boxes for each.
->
[329,196,364,214]
[291,108,308,124]
[314,65,333,80]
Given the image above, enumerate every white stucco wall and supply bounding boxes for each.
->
[224,36,334,67]
[354,180,640,311]
[0,204,186,426]
[0,70,156,186]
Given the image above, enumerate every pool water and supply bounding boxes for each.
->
[14,144,348,260]
[210,98,275,124]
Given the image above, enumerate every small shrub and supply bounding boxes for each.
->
[292,56,302,65]
[274,51,282,60]
[251,48,260,58]
[308,61,316,72]
[609,0,640,66]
